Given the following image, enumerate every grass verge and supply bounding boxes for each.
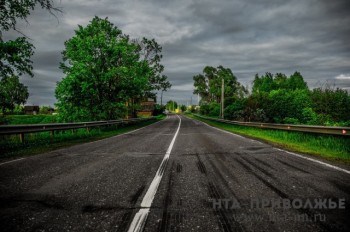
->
[0,114,57,125]
[187,114,350,163]
[0,115,165,162]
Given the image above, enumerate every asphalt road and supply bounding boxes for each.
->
[0,115,349,232]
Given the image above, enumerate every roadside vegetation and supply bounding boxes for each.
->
[0,115,164,161]
[189,65,350,162]
[187,114,350,162]
[0,114,57,125]
[193,66,350,126]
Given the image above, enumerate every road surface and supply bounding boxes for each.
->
[0,115,349,231]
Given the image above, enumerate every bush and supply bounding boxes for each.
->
[301,107,319,125]
[199,104,210,115]
[153,104,165,116]
[199,102,220,117]
[224,99,246,120]
[283,117,300,124]
[266,89,312,123]
[208,102,220,117]
[311,88,350,123]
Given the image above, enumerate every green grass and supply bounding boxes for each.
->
[0,114,57,125]
[187,114,350,163]
[0,115,165,161]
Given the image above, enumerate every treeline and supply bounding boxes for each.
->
[194,66,350,126]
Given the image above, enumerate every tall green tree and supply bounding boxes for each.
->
[0,76,29,114]
[133,38,171,99]
[193,65,247,104]
[288,71,308,90]
[252,71,308,94]
[252,72,275,93]
[56,17,153,121]
[193,73,209,102]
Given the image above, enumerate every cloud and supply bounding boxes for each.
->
[335,74,350,80]
[3,0,350,106]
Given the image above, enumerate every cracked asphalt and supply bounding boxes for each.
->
[0,115,349,231]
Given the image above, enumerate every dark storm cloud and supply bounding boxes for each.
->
[4,0,350,106]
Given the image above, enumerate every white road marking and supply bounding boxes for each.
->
[0,117,168,166]
[186,115,350,175]
[0,158,25,166]
[274,148,350,175]
[127,115,181,232]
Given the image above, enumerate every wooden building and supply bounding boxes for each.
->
[137,98,156,117]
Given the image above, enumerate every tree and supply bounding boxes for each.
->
[266,89,312,123]
[133,38,171,97]
[0,37,34,78]
[56,17,152,121]
[224,98,246,120]
[1,1,60,115]
[252,72,277,93]
[310,87,350,124]
[159,75,172,106]
[193,65,247,104]
[180,104,187,112]
[1,0,60,78]
[193,73,209,102]
[252,72,308,94]
[0,0,59,31]
[288,71,308,90]
[249,72,311,123]
[166,100,177,111]
[0,76,29,114]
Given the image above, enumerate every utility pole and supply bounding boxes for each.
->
[221,78,224,119]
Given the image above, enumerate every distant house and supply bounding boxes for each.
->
[24,105,40,115]
[137,98,155,117]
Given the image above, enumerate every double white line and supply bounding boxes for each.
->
[128,115,182,232]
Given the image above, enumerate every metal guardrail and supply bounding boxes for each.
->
[0,117,157,142]
[193,114,350,136]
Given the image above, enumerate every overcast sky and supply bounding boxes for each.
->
[4,0,350,106]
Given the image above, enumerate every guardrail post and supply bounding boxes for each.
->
[19,133,24,143]
[86,127,90,133]
[50,130,54,140]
